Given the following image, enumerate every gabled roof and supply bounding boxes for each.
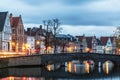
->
[0,12,8,31]
[100,36,115,45]
[100,37,108,45]
[12,17,20,27]
[26,27,46,36]
[76,36,84,42]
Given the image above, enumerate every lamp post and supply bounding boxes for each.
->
[36,40,41,53]
[118,48,120,55]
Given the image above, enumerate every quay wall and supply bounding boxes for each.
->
[0,55,42,68]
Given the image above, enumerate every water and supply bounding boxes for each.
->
[0,61,120,80]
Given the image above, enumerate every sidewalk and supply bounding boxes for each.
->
[0,51,26,58]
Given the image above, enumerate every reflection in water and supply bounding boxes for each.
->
[46,64,61,71]
[66,60,94,74]
[0,60,117,80]
[103,61,114,74]
[67,62,72,72]
[46,64,54,71]
[85,62,90,73]
[1,77,44,80]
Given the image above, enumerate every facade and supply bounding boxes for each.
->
[56,34,77,53]
[76,35,86,53]
[100,36,116,54]
[26,26,46,54]
[0,12,12,52]
[10,13,25,52]
[77,35,98,53]
[96,39,103,53]
[26,36,35,54]
[91,36,97,53]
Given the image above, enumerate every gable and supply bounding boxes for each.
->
[3,13,12,34]
[106,38,112,46]
[0,12,7,32]
[100,37,108,45]
[12,17,19,27]
[11,15,24,28]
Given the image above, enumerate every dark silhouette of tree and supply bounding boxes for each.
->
[115,27,120,49]
[52,19,62,53]
[43,19,62,53]
[43,20,53,54]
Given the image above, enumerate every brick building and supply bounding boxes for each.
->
[10,13,25,52]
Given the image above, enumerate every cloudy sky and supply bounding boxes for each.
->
[1,0,120,37]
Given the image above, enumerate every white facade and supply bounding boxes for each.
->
[27,36,35,53]
[96,45,103,53]
[0,12,12,51]
[105,38,113,54]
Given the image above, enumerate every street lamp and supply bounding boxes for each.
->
[36,40,40,45]
[118,48,120,55]
[85,47,90,53]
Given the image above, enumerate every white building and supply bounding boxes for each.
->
[100,37,116,54]
[0,12,12,52]
[26,36,35,54]
[96,39,103,53]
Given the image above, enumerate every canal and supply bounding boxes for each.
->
[0,60,120,80]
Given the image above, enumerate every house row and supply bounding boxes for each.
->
[0,12,25,52]
[0,11,117,55]
[76,35,116,54]
[54,34,117,54]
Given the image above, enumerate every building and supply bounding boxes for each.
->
[26,36,35,54]
[76,35,98,53]
[96,39,103,53]
[56,34,77,53]
[76,35,85,53]
[10,13,25,52]
[26,26,46,54]
[100,36,116,54]
[0,12,12,52]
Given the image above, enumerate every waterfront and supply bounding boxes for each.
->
[0,61,120,80]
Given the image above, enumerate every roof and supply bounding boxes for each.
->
[76,36,84,42]
[11,17,20,27]
[26,27,46,36]
[100,36,115,45]
[0,12,8,31]
[56,34,66,38]
[100,37,108,45]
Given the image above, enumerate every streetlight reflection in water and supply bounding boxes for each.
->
[103,61,114,74]
[0,60,115,80]
[66,61,94,74]
[66,60,114,75]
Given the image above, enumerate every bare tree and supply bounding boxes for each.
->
[43,20,52,54]
[43,18,62,53]
[114,26,120,49]
[52,19,62,53]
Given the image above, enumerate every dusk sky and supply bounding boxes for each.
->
[1,0,120,37]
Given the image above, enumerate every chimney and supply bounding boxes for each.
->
[39,25,42,29]
[19,14,21,17]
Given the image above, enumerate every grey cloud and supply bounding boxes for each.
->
[16,0,120,26]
